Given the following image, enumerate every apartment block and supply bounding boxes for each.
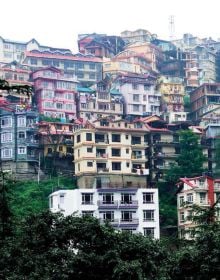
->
[190,83,220,122]
[0,36,72,64]
[114,74,161,117]
[176,175,220,239]
[23,50,102,87]
[121,29,153,45]
[0,103,39,177]
[73,118,150,188]
[31,67,78,121]
[77,77,124,121]
[49,187,160,238]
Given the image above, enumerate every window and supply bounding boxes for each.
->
[82,193,93,205]
[87,161,93,167]
[144,227,154,237]
[103,211,114,221]
[133,94,140,102]
[132,84,138,90]
[77,135,81,143]
[179,196,184,207]
[17,116,26,127]
[143,95,147,101]
[56,103,63,109]
[1,132,12,143]
[144,84,150,91]
[112,162,121,171]
[143,210,154,221]
[18,131,25,139]
[59,146,63,152]
[86,133,92,141]
[102,193,114,204]
[199,193,206,204]
[143,193,154,203]
[30,58,37,65]
[121,193,133,204]
[44,102,54,108]
[18,147,26,154]
[89,63,95,69]
[82,211,94,217]
[125,135,129,140]
[126,148,129,154]
[87,147,93,153]
[121,211,133,221]
[126,162,130,168]
[111,148,121,157]
[60,194,65,204]
[1,117,12,127]
[186,193,193,204]
[112,134,121,142]
[89,73,95,79]
[180,212,185,222]
[1,148,12,158]
[66,104,73,110]
[133,104,139,112]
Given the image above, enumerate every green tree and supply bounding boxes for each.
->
[166,130,207,183]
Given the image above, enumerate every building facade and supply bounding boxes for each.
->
[176,175,220,239]
[114,74,161,117]
[0,103,39,177]
[32,67,78,121]
[49,187,160,238]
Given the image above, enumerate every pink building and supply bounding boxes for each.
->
[32,67,78,121]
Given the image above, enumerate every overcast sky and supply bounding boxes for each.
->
[1,0,220,52]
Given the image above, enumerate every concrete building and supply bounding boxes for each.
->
[23,50,103,87]
[190,83,220,122]
[0,36,72,64]
[176,175,220,239]
[49,187,160,238]
[114,73,161,117]
[38,121,74,175]
[78,33,125,58]
[0,102,39,177]
[31,67,78,122]
[157,76,185,114]
[73,118,150,189]
[121,29,154,45]
[77,77,124,121]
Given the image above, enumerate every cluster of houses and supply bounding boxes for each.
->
[1,29,220,238]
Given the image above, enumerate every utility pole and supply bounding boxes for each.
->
[37,152,40,184]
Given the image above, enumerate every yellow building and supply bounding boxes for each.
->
[73,118,150,188]
[157,76,185,113]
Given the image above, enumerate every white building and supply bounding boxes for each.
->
[49,187,160,238]
[177,175,220,239]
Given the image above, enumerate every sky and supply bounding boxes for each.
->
[0,0,220,52]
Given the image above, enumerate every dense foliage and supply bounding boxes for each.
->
[165,130,207,183]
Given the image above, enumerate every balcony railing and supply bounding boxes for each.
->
[119,218,139,226]
[97,168,109,173]
[97,200,118,208]
[119,200,138,208]
[96,153,108,159]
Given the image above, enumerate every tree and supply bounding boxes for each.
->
[165,130,207,183]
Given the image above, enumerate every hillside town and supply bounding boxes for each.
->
[0,29,220,241]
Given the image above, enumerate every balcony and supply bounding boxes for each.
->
[119,200,138,209]
[119,218,139,226]
[100,219,119,227]
[97,200,118,209]
[96,153,108,159]
[97,168,109,173]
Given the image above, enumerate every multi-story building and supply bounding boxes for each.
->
[0,102,39,177]
[23,50,103,87]
[78,33,125,58]
[0,36,72,64]
[0,61,33,103]
[77,78,124,121]
[31,67,78,121]
[176,175,220,239]
[114,73,161,117]
[49,187,160,238]
[157,76,185,114]
[121,29,154,45]
[190,83,220,122]
[73,118,150,188]
[38,121,74,174]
